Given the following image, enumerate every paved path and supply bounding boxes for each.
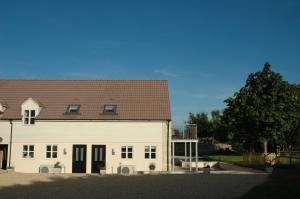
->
[0,172,268,199]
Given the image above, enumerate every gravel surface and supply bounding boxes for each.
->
[0,172,268,199]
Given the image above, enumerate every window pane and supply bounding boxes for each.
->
[151,153,156,159]
[121,147,126,152]
[46,152,51,158]
[151,146,156,152]
[23,152,28,158]
[145,153,149,159]
[52,152,57,158]
[46,145,51,151]
[128,147,133,152]
[145,146,150,152]
[23,145,28,151]
[30,110,35,117]
[25,110,29,117]
[30,118,35,124]
[121,153,126,159]
[29,152,34,158]
[24,118,29,124]
[29,145,34,151]
[68,105,80,113]
[53,145,57,151]
[128,153,132,159]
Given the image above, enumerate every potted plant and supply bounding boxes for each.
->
[53,161,62,174]
[149,163,156,174]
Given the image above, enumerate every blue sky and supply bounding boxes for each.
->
[0,0,299,127]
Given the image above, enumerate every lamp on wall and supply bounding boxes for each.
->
[63,148,67,155]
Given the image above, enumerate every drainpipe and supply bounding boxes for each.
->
[167,120,170,172]
[9,119,13,168]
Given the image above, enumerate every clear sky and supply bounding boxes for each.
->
[0,0,299,127]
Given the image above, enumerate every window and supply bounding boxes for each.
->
[24,110,35,125]
[145,146,156,159]
[103,105,117,114]
[67,104,80,114]
[121,146,133,159]
[23,145,34,158]
[46,145,58,158]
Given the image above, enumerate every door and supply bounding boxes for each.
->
[0,144,8,170]
[91,145,106,173]
[72,145,87,173]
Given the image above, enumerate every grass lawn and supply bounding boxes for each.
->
[207,155,244,164]
[239,168,300,199]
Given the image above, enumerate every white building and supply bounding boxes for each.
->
[0,80,171,174]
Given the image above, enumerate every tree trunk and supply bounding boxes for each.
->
[264,139,268,155]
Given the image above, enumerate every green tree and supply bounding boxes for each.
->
[223,63,300,153]
[187,112,212,137]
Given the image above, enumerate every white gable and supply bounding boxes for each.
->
[21,98,42,116]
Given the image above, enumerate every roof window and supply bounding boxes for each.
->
[67,104,80,114]
[103,105,117,114]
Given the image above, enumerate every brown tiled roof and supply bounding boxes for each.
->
[0,80,171,120]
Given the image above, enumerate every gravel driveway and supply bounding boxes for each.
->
[0,172,268,199]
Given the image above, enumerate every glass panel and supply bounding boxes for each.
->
[121,153,126,159]
[24,118,29,124]
[29,152,34,158]
[128,153,132,159]
[23,152,28,158]
[94,148,98,161]
[99,148,103,161]
[25,110,29,117]
[23,145,28,151]
[52,152,57,158]
[46,152,51,158]
[29,145,34,151]
[121,146,126,152]
[30,118,35,124]
[68,105,80,113]
[80,148,84,161]
[145,153,149,159]
[151,146,156,152]
[53,145,57,151]
[128,147,133,152]
[75,148,79,161]
[145,146,150,152]
[151,153,156,159]
[30,110,35,117]
[104,105,116,113]
[46,145,51,151]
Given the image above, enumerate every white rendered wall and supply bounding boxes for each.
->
[0,120,170,173]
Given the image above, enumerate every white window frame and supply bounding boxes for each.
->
[145,145,156,159]
[46,145,58,159]
[22,145,34,158]
[23,110,36,125]
[121,146,133,159]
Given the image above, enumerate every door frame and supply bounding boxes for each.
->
[72,144,87,173]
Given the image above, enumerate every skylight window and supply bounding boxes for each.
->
[67,104,80,114]
[103,105,117,114]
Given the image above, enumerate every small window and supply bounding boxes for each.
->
[145,146,156,159]
[23,110,36,125]
[23,145,34,158]
[121,146,133,159]
[103,105,117,114]
[46,145,58,158]
[67,104,80,114]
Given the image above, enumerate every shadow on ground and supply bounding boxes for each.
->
[0,173,268,199]
[239,168,300,199]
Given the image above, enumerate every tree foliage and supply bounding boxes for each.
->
[222,63,300,152]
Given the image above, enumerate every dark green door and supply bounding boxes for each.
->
[72,145,86,173]
[91,145,106,173]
